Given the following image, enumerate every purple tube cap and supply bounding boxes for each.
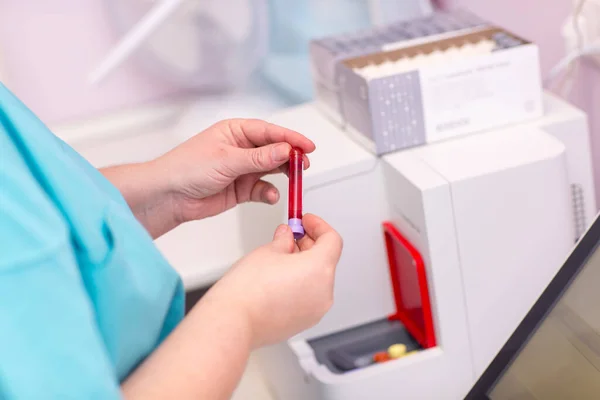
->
[288,218,305,240]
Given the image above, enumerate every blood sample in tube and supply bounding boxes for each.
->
[288,147,304,240]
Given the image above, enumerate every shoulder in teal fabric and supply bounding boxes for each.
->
[0,83,184,399]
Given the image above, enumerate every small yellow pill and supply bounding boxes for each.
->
[387,344,407,359]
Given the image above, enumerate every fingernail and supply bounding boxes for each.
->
[272,144,290,162]
[268,188,279,204]
[274,224,288,237]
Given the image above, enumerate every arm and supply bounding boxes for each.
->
[122,285,253,400]
[101,161,178,239]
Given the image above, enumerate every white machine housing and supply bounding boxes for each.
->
[238,93,596,400]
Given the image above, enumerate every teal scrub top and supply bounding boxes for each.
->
[0,83,185,399]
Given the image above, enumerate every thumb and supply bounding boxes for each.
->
[270,224,295,254]
[301,214,343,263]
[230,143,291,175]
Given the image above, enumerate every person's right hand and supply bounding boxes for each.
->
[203,214,343,348]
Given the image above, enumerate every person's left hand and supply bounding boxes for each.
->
[156,118,315,224]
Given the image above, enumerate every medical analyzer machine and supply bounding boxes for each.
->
[239,92,596,400]
[237,10,597,398]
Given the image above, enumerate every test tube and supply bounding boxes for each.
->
[288,147,305,240]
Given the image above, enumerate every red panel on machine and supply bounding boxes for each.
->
[383,222,436,349]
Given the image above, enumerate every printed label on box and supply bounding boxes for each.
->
[419,46,543,143]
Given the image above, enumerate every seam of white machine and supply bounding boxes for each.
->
[304,160,382,194]
[414,152,479,380]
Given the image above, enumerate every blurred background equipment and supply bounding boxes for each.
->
[91,0,436,100]
[91,0,270,90]
[0,0,435,132]
[262,0,435,102]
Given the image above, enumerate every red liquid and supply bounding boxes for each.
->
[288,147,303,220]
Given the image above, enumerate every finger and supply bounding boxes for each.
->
[227,119,316,154]
[271,224,295,254]
[233,173,261,203]
[249,180,279,205]
[229,143,292,175]
[263,154,310,177]
[303,154,310,170]
[273,163,289,177]
[297,234,315,251]
[234,174,280,205]
[302,214,343,262]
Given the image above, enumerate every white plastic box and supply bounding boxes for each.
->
[310,10,544,155]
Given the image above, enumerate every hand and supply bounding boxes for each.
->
[156,118,315,223]
[122,215,341,400]
[202,214,343,348]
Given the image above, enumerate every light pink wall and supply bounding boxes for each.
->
[0,1,183,124]
[450,0,600,203]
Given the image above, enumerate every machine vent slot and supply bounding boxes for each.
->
[572,183,586,241]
